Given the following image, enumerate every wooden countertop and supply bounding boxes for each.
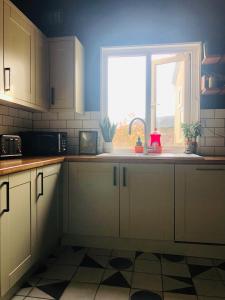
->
[1,154,225,176]
[0,156,64,176]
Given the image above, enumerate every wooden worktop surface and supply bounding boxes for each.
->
[1,154,225,176]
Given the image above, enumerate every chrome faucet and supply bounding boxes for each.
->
[128,117,148,154]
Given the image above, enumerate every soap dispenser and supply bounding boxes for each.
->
[135,136,144,153]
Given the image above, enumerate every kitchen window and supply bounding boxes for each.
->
[101,43,201,152]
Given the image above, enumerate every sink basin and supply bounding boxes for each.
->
[97,152,203,159]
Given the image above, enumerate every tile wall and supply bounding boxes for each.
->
[199,109,225,156]
[32,110,101,154]
[0,104,32,134]
[0,103,225,156]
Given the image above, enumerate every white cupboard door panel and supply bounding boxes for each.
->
[35,29,49,109]
[75,37,84,114]
[69,162,119,237]
[175,165,225,244]
[49,39,74,109]
[4,1,35,103]
[0,0,3,95]
[37,173,60,257]
[0,181,32,296]
[120,164,174,241]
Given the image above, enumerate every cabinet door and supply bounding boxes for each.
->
[49,38,74,109]
[35,29,49,109]
[69,162,119,237]
[4,0,35,103]
[0,0,3,96]
[175,165,225,244]
[120,164,174,240]
[0,172,33,296]
[36,171,60,257]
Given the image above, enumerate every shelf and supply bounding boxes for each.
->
[202,54,225,65]
[201,87,225,96]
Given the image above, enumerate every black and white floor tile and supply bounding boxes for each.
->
[11,246,225,300]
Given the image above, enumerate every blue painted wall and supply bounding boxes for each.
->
[12,0,225,110]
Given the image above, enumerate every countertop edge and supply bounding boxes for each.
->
[1,155,225,176]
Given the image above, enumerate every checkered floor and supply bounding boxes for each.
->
[11,246,225,299]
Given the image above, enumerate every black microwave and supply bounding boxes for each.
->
[20,132,67,156]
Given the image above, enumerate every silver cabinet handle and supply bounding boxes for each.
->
[4,68,10,91]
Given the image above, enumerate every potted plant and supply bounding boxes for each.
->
[181,122,201,154]
[100,117,117,153]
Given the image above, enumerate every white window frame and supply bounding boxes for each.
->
[100,42,201,139]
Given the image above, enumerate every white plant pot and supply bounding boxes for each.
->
[103,142,113,153]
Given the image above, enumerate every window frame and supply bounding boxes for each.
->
[100,42,201,147]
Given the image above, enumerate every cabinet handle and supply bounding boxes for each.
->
[37,172,44,199]
[51,87,55,105]
[4,68,10,91]
[196,168,225,171]
[113,166,117,186]
[1,182,9,214]
[123,167,127,187]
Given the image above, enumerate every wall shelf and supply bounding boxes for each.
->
[201,87,225,96]
[202,54,225,65]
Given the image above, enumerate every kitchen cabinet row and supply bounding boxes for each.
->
[67,162,225,245]
[0,163,62,298]
[0,0,84,112]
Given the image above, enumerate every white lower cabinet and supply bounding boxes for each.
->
[0,170,36,297]
[175,164,225,244]
[68,162,120,237]
[0,163,61,297]
[36,164,61,258]
[68,162,174,241]
[120,164,174,240]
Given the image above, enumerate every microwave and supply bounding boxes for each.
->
[20,132,67,156]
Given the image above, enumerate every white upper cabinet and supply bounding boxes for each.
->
[3,0,35,105]
[49,36,84,112]
[35,28,49,109]
[0,0,3,96]
[175,165,225,244]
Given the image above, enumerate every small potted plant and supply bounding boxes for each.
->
[181,122,201,154]
[100,117,117,153]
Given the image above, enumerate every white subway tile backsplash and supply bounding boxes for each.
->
[67,120,82,129]
[199,146,215,156]
[215,147,225,156]
[215,109,225,119]
[205,137,224,147]
[50,120,66,129]
[205,118,224,128]
[215,128,225,137]
[200,109,214,119]
[202,128,214,137]
[0,105,9,115]
[58,111,75,120]
[83,120,99,129]
[33,120,50,129]
[42,112,58,120]
[33,113,42,121]
[75,112,91,120]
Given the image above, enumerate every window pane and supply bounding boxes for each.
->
[107,56,146,149]
[154,60,185,150]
